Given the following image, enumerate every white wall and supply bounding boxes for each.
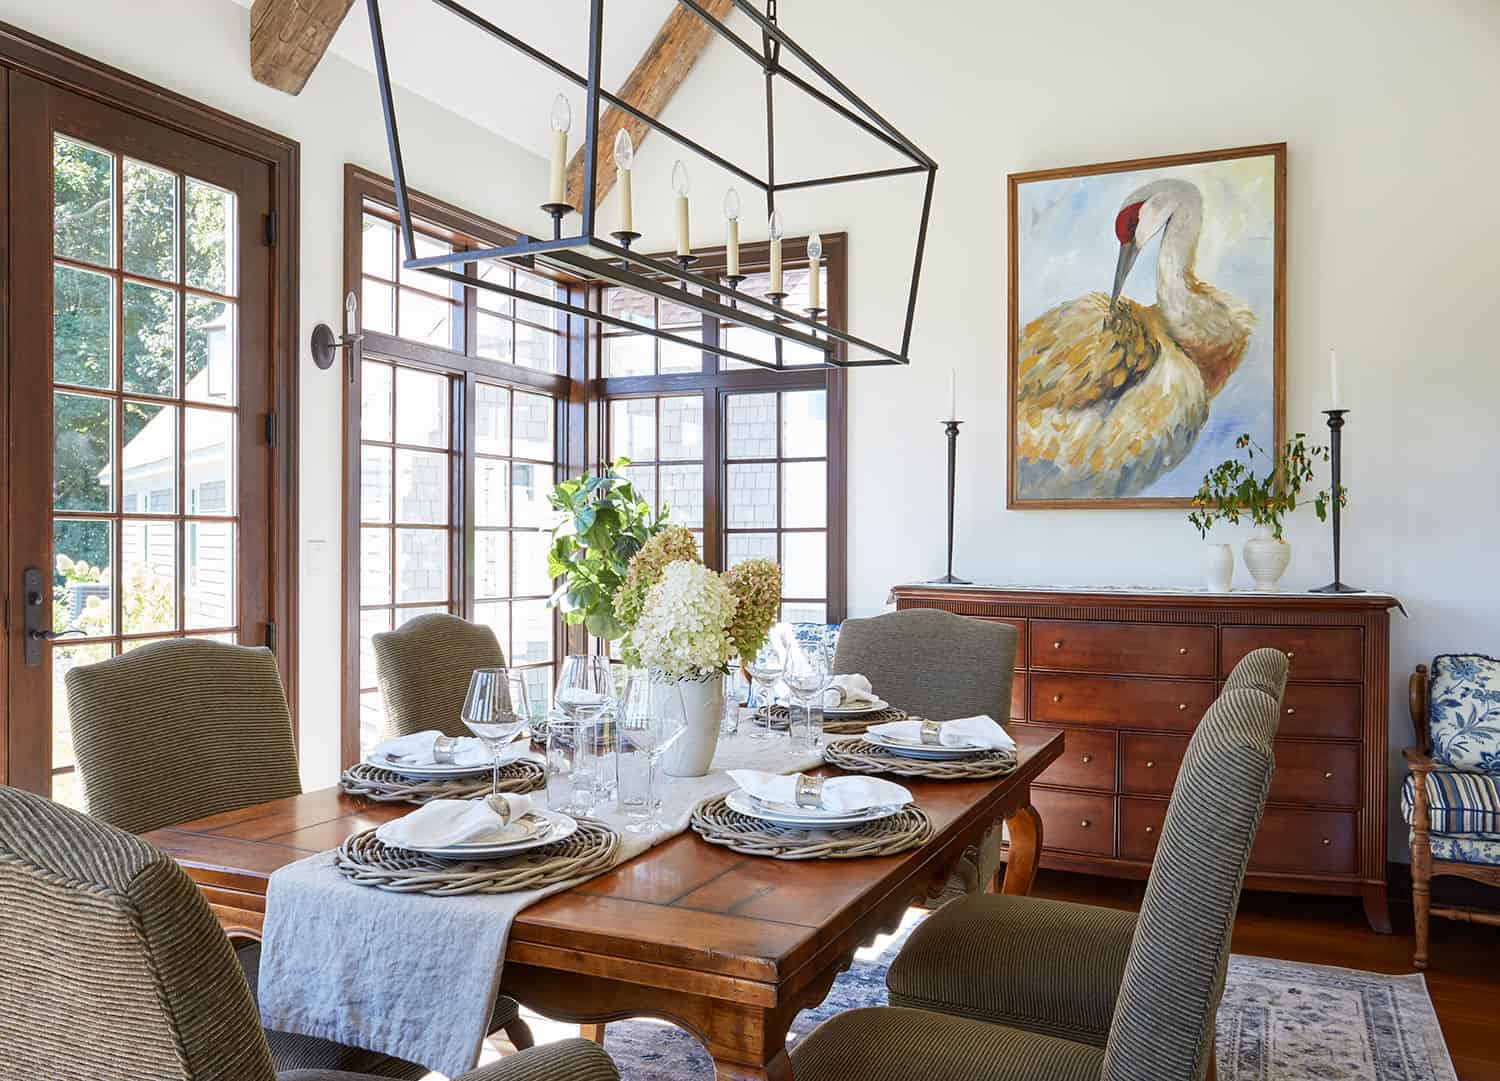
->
[11,0,1500,857]
[0,0,547,786]
[626,0,1500,859]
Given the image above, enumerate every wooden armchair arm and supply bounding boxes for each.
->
[1404,746,1435,837]
[1409,664,1431,752]
[1403,746,1438,772]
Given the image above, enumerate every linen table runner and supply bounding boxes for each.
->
[257,732,821,1077]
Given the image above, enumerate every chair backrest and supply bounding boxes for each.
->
[1424,653,1500,770]
[66,639,301,835]
[1101,653,1287,1081]
[1222,646,1291,701]
[373,613,506,740]
[0,785,276,1081]
[832,609,1016,721]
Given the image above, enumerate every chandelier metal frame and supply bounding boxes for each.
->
[364,0,936,370]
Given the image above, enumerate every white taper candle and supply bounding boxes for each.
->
[1330,348,1340,409]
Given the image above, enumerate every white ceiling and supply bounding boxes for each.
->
[235,0,680,157]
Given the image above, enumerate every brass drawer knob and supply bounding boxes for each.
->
[1286,651,1296,659]
[1080,819,1091,828]
[1321,837,1331,846]
[1053,640,1063,649]
[1177,647,1188,655]
[1145,825,1155,834]
[1146,760,1156,768]
[1323,771,1334,779]
[1177,703,1188,711]
[1052,694,1063,703]
[1081,753,1093,764]
[1286,707,1296,715]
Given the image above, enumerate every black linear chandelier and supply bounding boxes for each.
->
[364,0,936,370]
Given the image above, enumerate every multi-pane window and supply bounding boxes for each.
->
[49,135,243,805]
[360,212,462,351]
[608,394,707,548]
[477,259,566,374]
[600,288,705,376]
[720,269,823,371]
[724,388,830,623]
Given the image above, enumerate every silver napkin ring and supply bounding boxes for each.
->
[794,774,825,809]
[432,735,459,764]
[484,793,513,825]
[918,718,944,746]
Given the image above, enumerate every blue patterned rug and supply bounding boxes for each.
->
[514,913,1457,1081]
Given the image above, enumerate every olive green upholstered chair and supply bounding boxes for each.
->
[792,649,1287,1081]
[372,614,507,741]
[62,639,531,1069]
[833,609,1018,899]
[0,785,620,1081]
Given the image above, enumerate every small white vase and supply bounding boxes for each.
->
[1203,543,1234,592]
[663,672,724,777]
[1242,530,1292,592]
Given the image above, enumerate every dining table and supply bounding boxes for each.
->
[143,726,1062,1081]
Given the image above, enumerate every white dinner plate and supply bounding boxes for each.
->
[365,745,533,780]
[822,697,890,718]
[865,731,988,761]
[725,789,901,829]
[412,810,579,859]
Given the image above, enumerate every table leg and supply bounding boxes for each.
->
[715,1048,793,1081]
[1000,800,1042,895]
[580,1023,607,1045]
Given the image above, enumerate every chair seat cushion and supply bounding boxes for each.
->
[886,893,1137,1046]
[1427,653,1500,771]
[1402,767,1500,838]
[1416,831,1500,866]
[791,1005,1105,1081]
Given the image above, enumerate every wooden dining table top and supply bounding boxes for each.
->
[144,728,1062,1078]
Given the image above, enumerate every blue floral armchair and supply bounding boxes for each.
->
[1404,654,1500,967]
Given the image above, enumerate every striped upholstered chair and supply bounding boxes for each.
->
[63,639,531,1070]
[833,609,1018,899]
[791,648,1287,1081]
[0,784,619,1081]
[373,613,507,740]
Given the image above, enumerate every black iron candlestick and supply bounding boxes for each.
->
[1311,408,1362,594]
[930,420,970,584]
[540,202,573,240]
[609,229,641,271]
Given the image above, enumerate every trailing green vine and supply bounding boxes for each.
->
[1187,433,1346,541]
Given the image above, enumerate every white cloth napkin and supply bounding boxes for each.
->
[823,674,879,709]
[728,769,911,813]
[867,714,1016,751]
[371,730,492,768]
[375,795,536,850]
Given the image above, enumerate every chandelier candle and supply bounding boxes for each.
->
[807,232,823,312]
[724,188,741,277]
[672,161,691,257]
[769,210,785,295]
[613,129,633,233]
[548,93,570,205]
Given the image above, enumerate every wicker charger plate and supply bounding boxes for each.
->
[754,703,909,736]
[821,737,1019,780]
[335,818,618,896]
[689,794,932,860]
[339,759,545,804]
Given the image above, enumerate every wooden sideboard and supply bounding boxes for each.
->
[889,584,1402,932]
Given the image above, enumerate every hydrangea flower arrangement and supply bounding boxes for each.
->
[614,525,781,679]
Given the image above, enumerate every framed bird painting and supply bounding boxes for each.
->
[1007,143,1285,508]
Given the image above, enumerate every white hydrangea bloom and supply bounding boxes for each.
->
[629,560,739,681]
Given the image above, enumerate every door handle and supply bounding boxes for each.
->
[22,567,82,666]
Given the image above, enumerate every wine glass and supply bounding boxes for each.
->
[784,633,832,749]
[745,638,785,741]
[462,667,531,798]
[556,654,615,720]
[615,676,687,833]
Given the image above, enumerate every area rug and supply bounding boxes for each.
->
[517,912,1458,1081]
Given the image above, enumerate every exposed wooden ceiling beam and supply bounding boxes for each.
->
[250,0,355,96]
[566,0,734,208]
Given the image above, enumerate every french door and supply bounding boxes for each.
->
[3,73,278,802]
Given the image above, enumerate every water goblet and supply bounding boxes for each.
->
[745,640,785,741]
[615,675,688,834]
[462,667,531,798]
[784,634,832,749]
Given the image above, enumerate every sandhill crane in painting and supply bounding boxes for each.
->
[1014,178,1255,499]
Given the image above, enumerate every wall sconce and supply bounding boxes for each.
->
[312,292,361,378]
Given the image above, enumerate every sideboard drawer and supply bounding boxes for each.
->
[1275,683,1362,740]
[1117,797,1168,862]
[1119,733,1189,797]
[1030,787,1115,856]
[1031,674,1218,731]
[1249,807,1358,875]
[1031,620,1215,678]
[1269,742,1360,808]
[1016,724,1116,792]
[1010,672,1027,720]
[1221,627,1363,683]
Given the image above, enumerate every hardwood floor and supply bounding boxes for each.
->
[1032,871,1500,1081]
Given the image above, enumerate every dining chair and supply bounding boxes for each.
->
[791,650,1286,1081]
[63,638,533,1066]
[373,613,507,740]
[0,784,619,1081]
[833,608,1018,899]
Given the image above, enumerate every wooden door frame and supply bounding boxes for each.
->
[0,21,300,786]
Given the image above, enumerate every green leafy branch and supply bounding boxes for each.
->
[1187,432,1347,542]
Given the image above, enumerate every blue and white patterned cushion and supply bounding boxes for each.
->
[1427,653,1500,771]
[1401,767,1500,837]
[1415,831,1500,867]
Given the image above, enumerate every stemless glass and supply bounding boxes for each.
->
[745,639,785,741]
[462,667,531,798]
[784,633,832,750]
[615,675,687,833]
